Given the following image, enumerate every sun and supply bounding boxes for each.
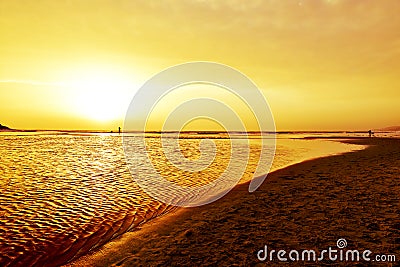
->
[67,69,136,122]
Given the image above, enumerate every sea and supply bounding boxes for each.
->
[1,131,394,266]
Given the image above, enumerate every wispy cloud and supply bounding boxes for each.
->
[0,80,68,87]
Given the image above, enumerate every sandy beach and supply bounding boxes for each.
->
[68,137,399,266]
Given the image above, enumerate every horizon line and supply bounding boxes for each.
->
[0,129,388,134]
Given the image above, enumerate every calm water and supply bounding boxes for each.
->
[0,133,364,266]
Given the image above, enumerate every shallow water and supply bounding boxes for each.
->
[0,133,364,266]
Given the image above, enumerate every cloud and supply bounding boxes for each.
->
[0,80,67,87]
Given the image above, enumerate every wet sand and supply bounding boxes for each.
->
[68,138,399,266]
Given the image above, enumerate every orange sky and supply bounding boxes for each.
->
[0,0,399,131]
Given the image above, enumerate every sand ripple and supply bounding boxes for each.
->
[0,136,177,266]
[0,134,362,266]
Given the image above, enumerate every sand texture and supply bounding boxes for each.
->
[67,138,399,266]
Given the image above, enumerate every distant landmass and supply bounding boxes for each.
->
[375,125,400,131]
[0,123,11,130]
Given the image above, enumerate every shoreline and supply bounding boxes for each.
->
[67,137,399,266]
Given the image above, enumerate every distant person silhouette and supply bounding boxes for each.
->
[368,130,373,137]
[118,127,121,134]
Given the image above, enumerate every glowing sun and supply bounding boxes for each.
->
[68,69,136,122]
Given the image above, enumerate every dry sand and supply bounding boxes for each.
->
[67,138,399,266]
